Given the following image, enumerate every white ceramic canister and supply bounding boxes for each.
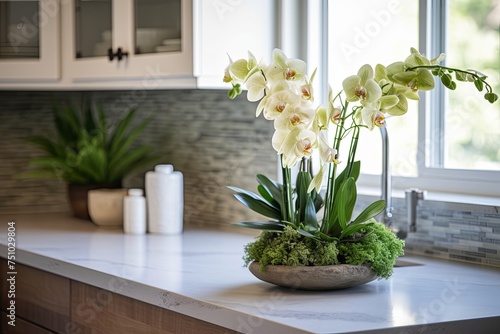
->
[145,164,184,234]
[123,188,147,234]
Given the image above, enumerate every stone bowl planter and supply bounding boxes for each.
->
[249,262,377,290]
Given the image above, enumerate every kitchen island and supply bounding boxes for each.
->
[1,213,499,333]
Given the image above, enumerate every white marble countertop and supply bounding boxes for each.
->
[1,213,500,334]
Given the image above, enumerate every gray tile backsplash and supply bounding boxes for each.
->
[357,195,500,267]
[1,90,499,267]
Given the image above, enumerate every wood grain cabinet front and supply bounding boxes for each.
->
[0,259,240,334]
[70,281,240,334]
[0,259,70,333]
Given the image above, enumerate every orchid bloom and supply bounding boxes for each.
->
[342,64,382,104]
[300,68,317,102]
[267,48,307,84]
[385,48,444,92]
[245,70,267,102]
[272,127,317,168]
[359,102,387,130]
[274,105,316,131]
[228,51,259,82]
[308,133,338,193]
[260,82,301,120]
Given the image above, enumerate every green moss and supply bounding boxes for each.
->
[243,226,339,271]
[242,221,404,279]
[338,220,405,279]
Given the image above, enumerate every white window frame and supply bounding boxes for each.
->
[301,0,500,202]
[414,0,500,198]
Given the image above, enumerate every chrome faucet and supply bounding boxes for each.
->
[379,126,393,228]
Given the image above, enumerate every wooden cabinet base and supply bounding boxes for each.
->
[0,259,240,334]
[70,281,240,334]
[1,311,56,334]
[0,259,70,333]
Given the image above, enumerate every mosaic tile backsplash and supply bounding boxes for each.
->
[0,90,499,267]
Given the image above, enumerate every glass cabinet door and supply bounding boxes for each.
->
[134,0,181,55]
[0,1,40,59]
[0,0,59,82]
[62,0,192,82]
[75,0,112,58]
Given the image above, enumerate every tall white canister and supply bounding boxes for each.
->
[145,164,184,234]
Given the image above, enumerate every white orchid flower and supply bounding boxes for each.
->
[274,105,316,131]
[318,132,337,163]
[360,102,386,130]
[272,127,317,168]
[228,51,259,83]
[262,84,301,120]
[307,132,339,193]
[245,70,267,102]
[342,64,382,104]
[300,68,317,102]
[266,48,307,84]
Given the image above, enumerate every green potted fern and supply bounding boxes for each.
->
[21,100,157,220]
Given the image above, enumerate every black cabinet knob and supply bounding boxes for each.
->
[107,48,129,62]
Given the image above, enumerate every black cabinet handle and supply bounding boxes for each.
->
[107,48,128,62]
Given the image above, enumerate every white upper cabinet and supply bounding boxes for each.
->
[0,0,60,82]
[62,0,193,86]
[193,0,276,89]
[0,0,277,89]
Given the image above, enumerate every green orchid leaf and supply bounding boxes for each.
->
[257,184,280,209]
[317,231,339,243]
[303,196,319,229]
[297,228,320,240]
[336,177,357,230]
[233,193,282,220]
[296,171,313,223]
[233,221,285,232]
[312,190,324,213]
[352,200,386,225]
[256,174,283,208]
[229,185,280,210]
[334,161,361,196]
[340,224,375,240]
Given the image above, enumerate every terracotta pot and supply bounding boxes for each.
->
[248,262,377,290]
[67,184,120,220]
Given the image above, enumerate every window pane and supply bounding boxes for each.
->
[445,0,500,171]
[328,0,419,176]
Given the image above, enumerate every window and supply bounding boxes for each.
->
[417,0,500,197]
[305,0,499,199]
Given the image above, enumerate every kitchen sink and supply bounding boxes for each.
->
[394,258,424,267]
